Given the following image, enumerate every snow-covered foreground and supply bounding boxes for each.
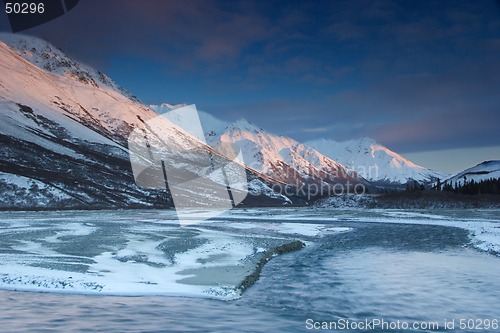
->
[0,208,498,300]
[0,210,347,299]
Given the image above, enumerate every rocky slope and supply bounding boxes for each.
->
[0,34,290,209]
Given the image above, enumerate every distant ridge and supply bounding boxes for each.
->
[306,137,448,185]
[442,160,500,188]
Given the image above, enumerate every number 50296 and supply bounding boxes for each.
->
[459,319,499,330]
[5,2,45,14]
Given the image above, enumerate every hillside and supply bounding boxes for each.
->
[0,34,290,209]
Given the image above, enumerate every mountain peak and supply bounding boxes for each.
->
[0,33,138,102]
[0,32,57,53]
[443,160,500,188]
[214,118,358,187]
[149,103,188,113]
[478,160,500,167]
[230,118,261,132]
[0,33,83,75]
[463,160,500,173]
[306,137,448,183]
[357,136,380,146]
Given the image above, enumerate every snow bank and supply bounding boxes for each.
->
[0,211,342,299]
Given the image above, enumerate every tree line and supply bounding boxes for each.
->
[438,177,500,195]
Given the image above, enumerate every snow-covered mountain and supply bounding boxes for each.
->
[0,34,290,209]
[306,137,448,185]
[154,105,447,190]
[0,33,139,102]
[154,106,446,188]
[442,160,500,187]
[212,118,366,190]
[148,105,367,194]
[1,33,459,211]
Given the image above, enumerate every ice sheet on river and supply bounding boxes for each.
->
[222,208,500,255]
[0,210,348,299]
[1,208,498,299]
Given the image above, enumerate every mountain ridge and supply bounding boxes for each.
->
[0,34,291,209]
[214,117,367,191]
[442,160,500,188]
[306,137,448,185]
[0,33,139,103]
[155,106,448,187]
[2,33,484,212]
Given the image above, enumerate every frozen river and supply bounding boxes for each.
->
[0,208,499,332]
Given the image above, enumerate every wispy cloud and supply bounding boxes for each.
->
[2,0,498,157]
[301,127,330,133]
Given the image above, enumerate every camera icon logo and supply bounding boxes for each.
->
[128,104,248,226]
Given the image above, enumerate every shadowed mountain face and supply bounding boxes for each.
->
[0,34,292,210]
[0,35,161,209]
[0,109,162,209]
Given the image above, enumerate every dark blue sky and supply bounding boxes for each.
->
[1,0,499,161]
